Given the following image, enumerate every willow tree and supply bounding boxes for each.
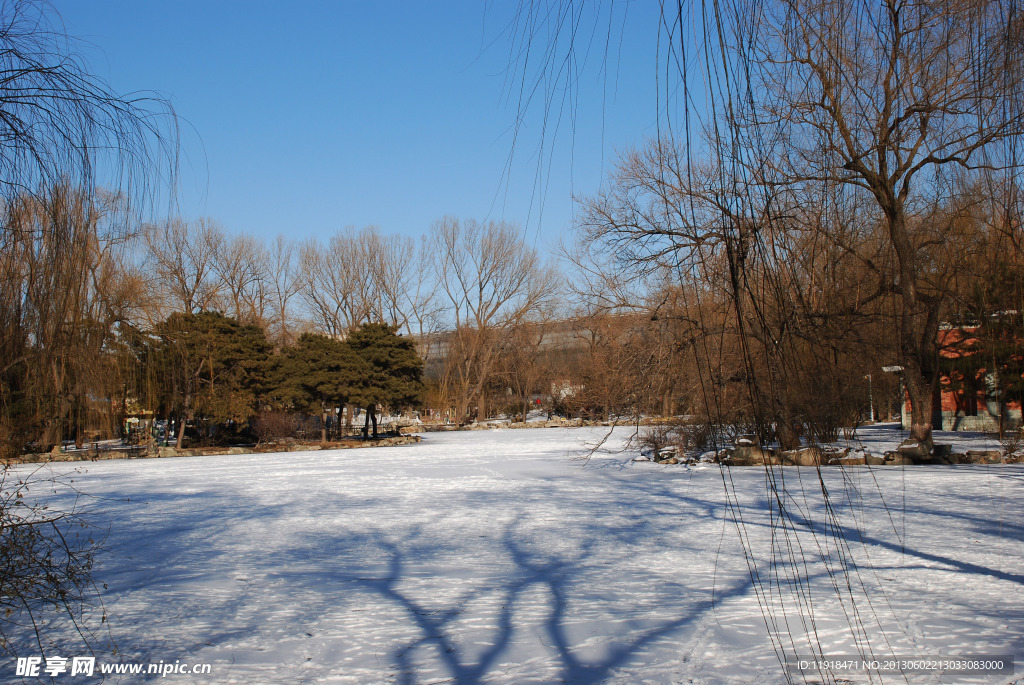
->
[0,0,176,454]
[510,0,1024,449]
[742,0,1024,449]
[0,0,176,657]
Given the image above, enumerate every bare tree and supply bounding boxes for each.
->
[567,312,658,421]
[267,235,301,347]
[511,0,1024,448]
[742,0,1024,448]
[430,217,558,421]
[403,235,445,361]
[0,0,176,454]
[362,227,415,330]
[213,231,271,328]
[143,218,224,321]
[491,319,553,421]
[299,227,373,337]
[0,187,140,450]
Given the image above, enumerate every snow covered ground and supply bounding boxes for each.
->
[8,425,1024,684]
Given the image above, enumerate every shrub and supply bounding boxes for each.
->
[253,411,299,444]
[636,422,682,459]
[1,466,102,655]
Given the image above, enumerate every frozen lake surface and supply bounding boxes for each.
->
[9,424,1024,683]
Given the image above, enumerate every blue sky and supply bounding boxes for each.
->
[56,1,666,246]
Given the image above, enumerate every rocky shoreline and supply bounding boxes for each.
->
[9,434,422,465]
[419,417,632,431]
[647,443,1020,466]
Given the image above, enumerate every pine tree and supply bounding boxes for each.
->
[157,312,272,445]
[274,333,366,442]
[345,323,424,437]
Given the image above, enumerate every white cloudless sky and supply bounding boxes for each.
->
[54,1,667,247]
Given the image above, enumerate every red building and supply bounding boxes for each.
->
[902,325,1023,432]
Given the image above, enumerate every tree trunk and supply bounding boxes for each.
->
[903,369,934,450]
[362,407,370,438]
[887,207,935,450]
[776,412,803,451]
[74,399,84,449]
[175,412,184,449]
[370,409,378,438]
[455,392,469,425]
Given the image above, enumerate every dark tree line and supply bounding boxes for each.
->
[271,323,424,441]
[122,315,424,448]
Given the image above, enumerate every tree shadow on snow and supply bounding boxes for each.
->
[343,517,753,685]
